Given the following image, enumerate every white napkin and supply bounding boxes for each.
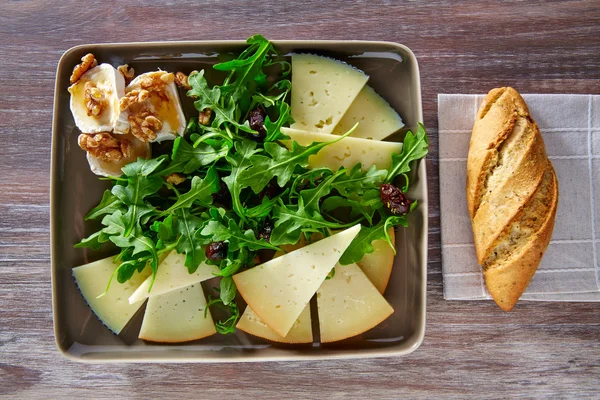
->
[438,93,600,301]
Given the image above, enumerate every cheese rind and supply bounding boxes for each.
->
[128,251,219,304]
[332,85,404,140]
[72,256,151,334]
[281,127,403,171]
[291,54,368,134]
[317,263,394,343]
[233,224,361,337]
[237,305,313,344]
[139,283,216,343]
[356,228,396,294]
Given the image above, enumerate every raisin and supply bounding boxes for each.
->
[258,220,274,242]
[212,181,231,207]
[260,178,280,200]
[247,107,267,140]
[380,183,411,215]
[205,241,228,261]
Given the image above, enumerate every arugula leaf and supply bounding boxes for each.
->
[188,70,254,133]
[321,195,374,225]
[239,129,354,194]
[163,167,220,214]
[201,218,280,252]
[299,169,347,214]
[162,136,229,176]
[112,157,166,236]
[205,296,240,335]
[74,230,110,250]
[156,214,176,242]
[116,258,148,284]
[222,140,262,221]
[173,209,207,273]
[385,123,428,184]
[263,101,293,142]
[270,198,357,246]
[214,247,251,277]
[338,223,385,265]
[219,276,237,306]
[213,34,274,111]
[338,215,409,265]
[251,79,291,109]
[121,156,167,178]
[289,168,333,198]
[85,190,123,220]
[245,189,288,219]
[101,210,159,287]
[332,164,387,196]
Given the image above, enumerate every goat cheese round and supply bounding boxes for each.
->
[68,64,125,134]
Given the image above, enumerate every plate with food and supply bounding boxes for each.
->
[50,36,428,362]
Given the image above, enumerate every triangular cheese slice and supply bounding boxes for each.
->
[139,282,216,342]
[233,224,361,337]
[281,127,403,171]
[236,239,313,343]
[356,228,396,294]
[317,263,394,343]
[291,54,368,133]
[129,251,219,304]
[237,305,312,344]
[72,256,151,334]
[332,85,404,140]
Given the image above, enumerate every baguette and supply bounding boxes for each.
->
[466,87,558,311]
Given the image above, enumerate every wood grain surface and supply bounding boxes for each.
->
[1,0,599,398]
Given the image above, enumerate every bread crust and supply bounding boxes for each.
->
[466,87,558,311]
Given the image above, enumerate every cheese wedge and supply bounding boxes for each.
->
[356,228,396,294]
[72,256,151,334]
[237,305,312,344]
[236,237,313,343]
[332,85,404,140]
[291,54,368,133]
[139,283,216,342]
[317,263,394,343]
[281,127,403,171]
[233,224,361,337]
[128,251,219,304]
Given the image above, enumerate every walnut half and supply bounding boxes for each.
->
[174,72,192,90]
[78,132,132,162]
[84,82,107,117]
[165,173,186,186]
[117,64,135,85]
[119,89,150,112]
[198,108,212,126]
[129,109,163,142]
[70,53,98,84]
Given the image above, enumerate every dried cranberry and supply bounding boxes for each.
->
[205,241,228,261]
[258,221,274,242]
[380,183,411,215]
[247,107,267,140]
[260,179,280,200]
[212,181,231,207]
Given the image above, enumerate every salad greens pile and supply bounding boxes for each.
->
[76,34,428,334]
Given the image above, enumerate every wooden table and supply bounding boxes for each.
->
[1,1,599,398]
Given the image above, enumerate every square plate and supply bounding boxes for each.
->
[51,40,427,362]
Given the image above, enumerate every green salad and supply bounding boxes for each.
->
[75,35,428,334]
